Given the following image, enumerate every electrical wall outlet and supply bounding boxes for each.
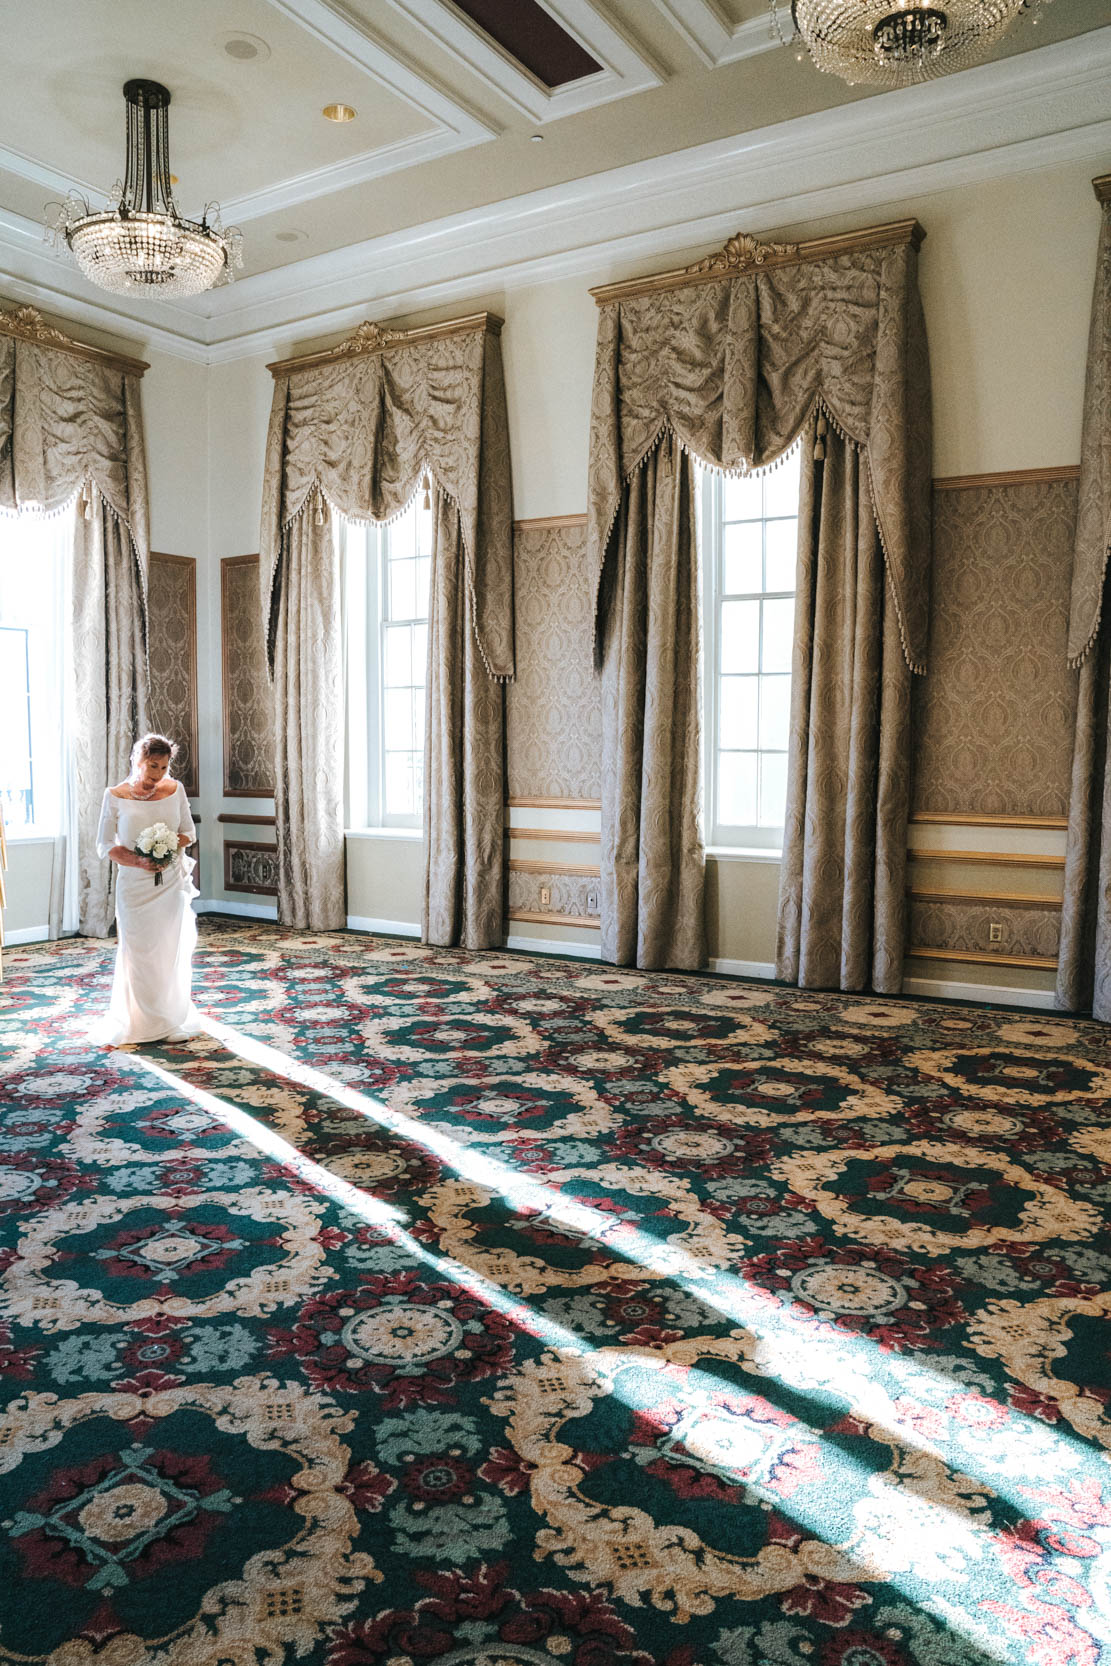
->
[989,922,1003,943]
[540,886,551,907]
[586,888,599,913]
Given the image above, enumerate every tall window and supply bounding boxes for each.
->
[344,497,431,829]
[0,513,73,835]
[700,445,801,847]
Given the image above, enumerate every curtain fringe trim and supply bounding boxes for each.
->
[281,472,514,686]
[590,401,926,676]
[1066,539,1111,670]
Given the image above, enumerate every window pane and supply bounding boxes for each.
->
[722,521,762,595]
[764,453,801,517]
[718,751,757,827]
[723,472,763,520]
[384,688,414,751]
[389,557,416,622]
[719,675,758,750]
[764,518,797,592]
[720,599,760,674]
[415,556,431,618]
[417,504,433,556]
[759,751,789,827]
[761,597,794,673]
[759,675,791,751]
[412,622,428,687]
[384,623,411,685]
[0,628,32,830]
[384,752,416,818]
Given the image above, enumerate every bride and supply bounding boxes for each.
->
[93,732,203,1046]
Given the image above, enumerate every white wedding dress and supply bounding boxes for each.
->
[93,781,204,1045]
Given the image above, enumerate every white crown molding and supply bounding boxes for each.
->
[0,28,1107,365]
[382,0,662,123]
[648,0,779,67]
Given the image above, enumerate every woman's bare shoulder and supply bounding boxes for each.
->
[108,783,131,799]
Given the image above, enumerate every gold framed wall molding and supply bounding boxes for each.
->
[932,465,1081,492]
[907,947,1057,970]
[266,311,504,378]
[147,552,199,799]
[221,554,274,799]
[907,849,1065,871]
[0,302,148,378]
[512,515,588,532]
[907,888,1061,910]
[909,812,1068,830]
[223,839,278,896]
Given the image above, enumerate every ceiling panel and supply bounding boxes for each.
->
[0,0,460,221]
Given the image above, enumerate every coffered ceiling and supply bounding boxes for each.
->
[0,0,1107,357]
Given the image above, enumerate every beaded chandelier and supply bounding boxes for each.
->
[777,0,1041,85]
[50,80,242,298]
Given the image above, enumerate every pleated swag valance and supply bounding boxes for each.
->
[587,219,932,672]
[0,309,150,573]
[261,312,514,681]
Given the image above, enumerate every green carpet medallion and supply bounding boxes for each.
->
[1,920,1109,1665]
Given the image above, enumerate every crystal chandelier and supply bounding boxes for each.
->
[775,0,1043,85]
[49,80,242,298]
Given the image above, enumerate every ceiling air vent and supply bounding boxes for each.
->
[452,0,602,87]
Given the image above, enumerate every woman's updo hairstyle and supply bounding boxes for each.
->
[130,733,178,775]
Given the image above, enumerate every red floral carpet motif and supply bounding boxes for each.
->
[0,920,1109,1666]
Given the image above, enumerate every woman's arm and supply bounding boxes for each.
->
[177,782,196,850]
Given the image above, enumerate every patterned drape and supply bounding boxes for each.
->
[259,318,514,941]
[586,228,932,977]
[0,326,150,938]
[776,422,911,992]
[1057,185,1111,1019]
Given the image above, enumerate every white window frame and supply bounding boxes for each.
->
[343,504,430,833]
[699,448,801,850]
[0,512,73,840]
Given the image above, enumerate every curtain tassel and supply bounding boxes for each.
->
[421,472,432,512]
[314,491,327,527]
[80,480,94,520]
[813,411,827,463]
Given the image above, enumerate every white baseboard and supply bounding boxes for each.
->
[346,916,421,937]
[194,899,278,922]
[903,975,1056,1010]
[4,924,50,944]
[709,957,776,979]
[506,932,601,961]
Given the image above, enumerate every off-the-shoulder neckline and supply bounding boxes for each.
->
[108,781,180,801]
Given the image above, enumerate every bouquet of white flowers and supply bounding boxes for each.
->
[134,822,177,887]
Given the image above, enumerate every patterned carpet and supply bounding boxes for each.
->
[1,919,1110,1666]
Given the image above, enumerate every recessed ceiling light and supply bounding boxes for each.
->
[275,230,308,243]
[322,103,357,123]
[221,32,271,61]
[531,133,544,142]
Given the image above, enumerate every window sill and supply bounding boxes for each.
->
[706,845,782,863]
[345,826,424,843]
[3,832,58,845]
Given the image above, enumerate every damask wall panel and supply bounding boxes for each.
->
[147,553,198,798]
[221,555,274,798]
[908,897,1060,962]
[508,868,600,923]
[223,839,278,896]
[912,477,1079,817]
[507,520,601,800]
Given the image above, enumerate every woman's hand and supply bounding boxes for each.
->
[177,833,192,850]
[109,845,157,871]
